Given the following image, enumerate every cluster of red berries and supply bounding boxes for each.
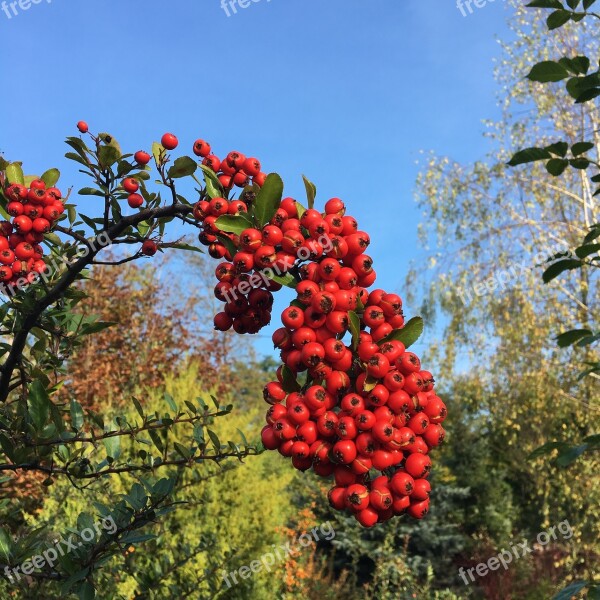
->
[0,179,65,286]
[178,138,282,334]
[74,126,446,528]
[256,202,447,527]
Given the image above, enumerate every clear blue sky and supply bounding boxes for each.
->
[1,0,513,357]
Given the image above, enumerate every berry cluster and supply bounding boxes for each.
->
[256,203,447,527]
[0,180,64,285]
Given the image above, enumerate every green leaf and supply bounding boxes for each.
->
[575,243,600,258]
[295,201,307,219]
[265,271,298,289]
[526,0,564,7]
[528,60,570,83]
[215,214,254,235]
[40,168,60,187]
[348,311,361,351]
[254,173,284,227]
[199,164,224,199]
[379,316,424,349]
[571,141,595,155]
[545,158,569,176]
[565,0,580,9]
[559,56,590,75]
[529,441,568,460]
[508,147,551,166]
[584,434,600,448]
[132,397,145,419]
[78,187,105,197]
[555,329,593,347]
[148,429,163,453]
[302,175,317,209]
[546,141,569,157]
[5,163,25,185]
[0,528,12,562]
[152,141,165,165]
[583,0,596,8]
[547,9,572,29]
[168,242,203,253]
[103,435,121,462]
[575,87,600,103]
[167,156,197,179]
[542,259,583,282]
[27,380,51,430]
[583,224,600,244]
[588,585,600,600]
[98,145,121,169]
[174,443,190,460]
[77,581,96,600]
[569,157,590,169]
[281,365,301,393]
[556,444,588,467]
[207,429,221,451]
[70,400,84,431]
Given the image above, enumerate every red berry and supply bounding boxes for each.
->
[134,150,151,165]
[345,484,369,511]
[243,157,261,177]
[405,453,432,479]
[161,133,178,150]
[193,139,211,157]
[141,240,158,256]
[77,121,89,133]
[355,507,379,527]
[123,178,139,193]
[333,440,357,464]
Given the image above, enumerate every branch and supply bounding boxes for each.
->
[0,202,193,402]
[0,449,259,479]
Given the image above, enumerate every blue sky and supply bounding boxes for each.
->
[1,0,514,356]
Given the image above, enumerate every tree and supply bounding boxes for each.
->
[413,0,599,596]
